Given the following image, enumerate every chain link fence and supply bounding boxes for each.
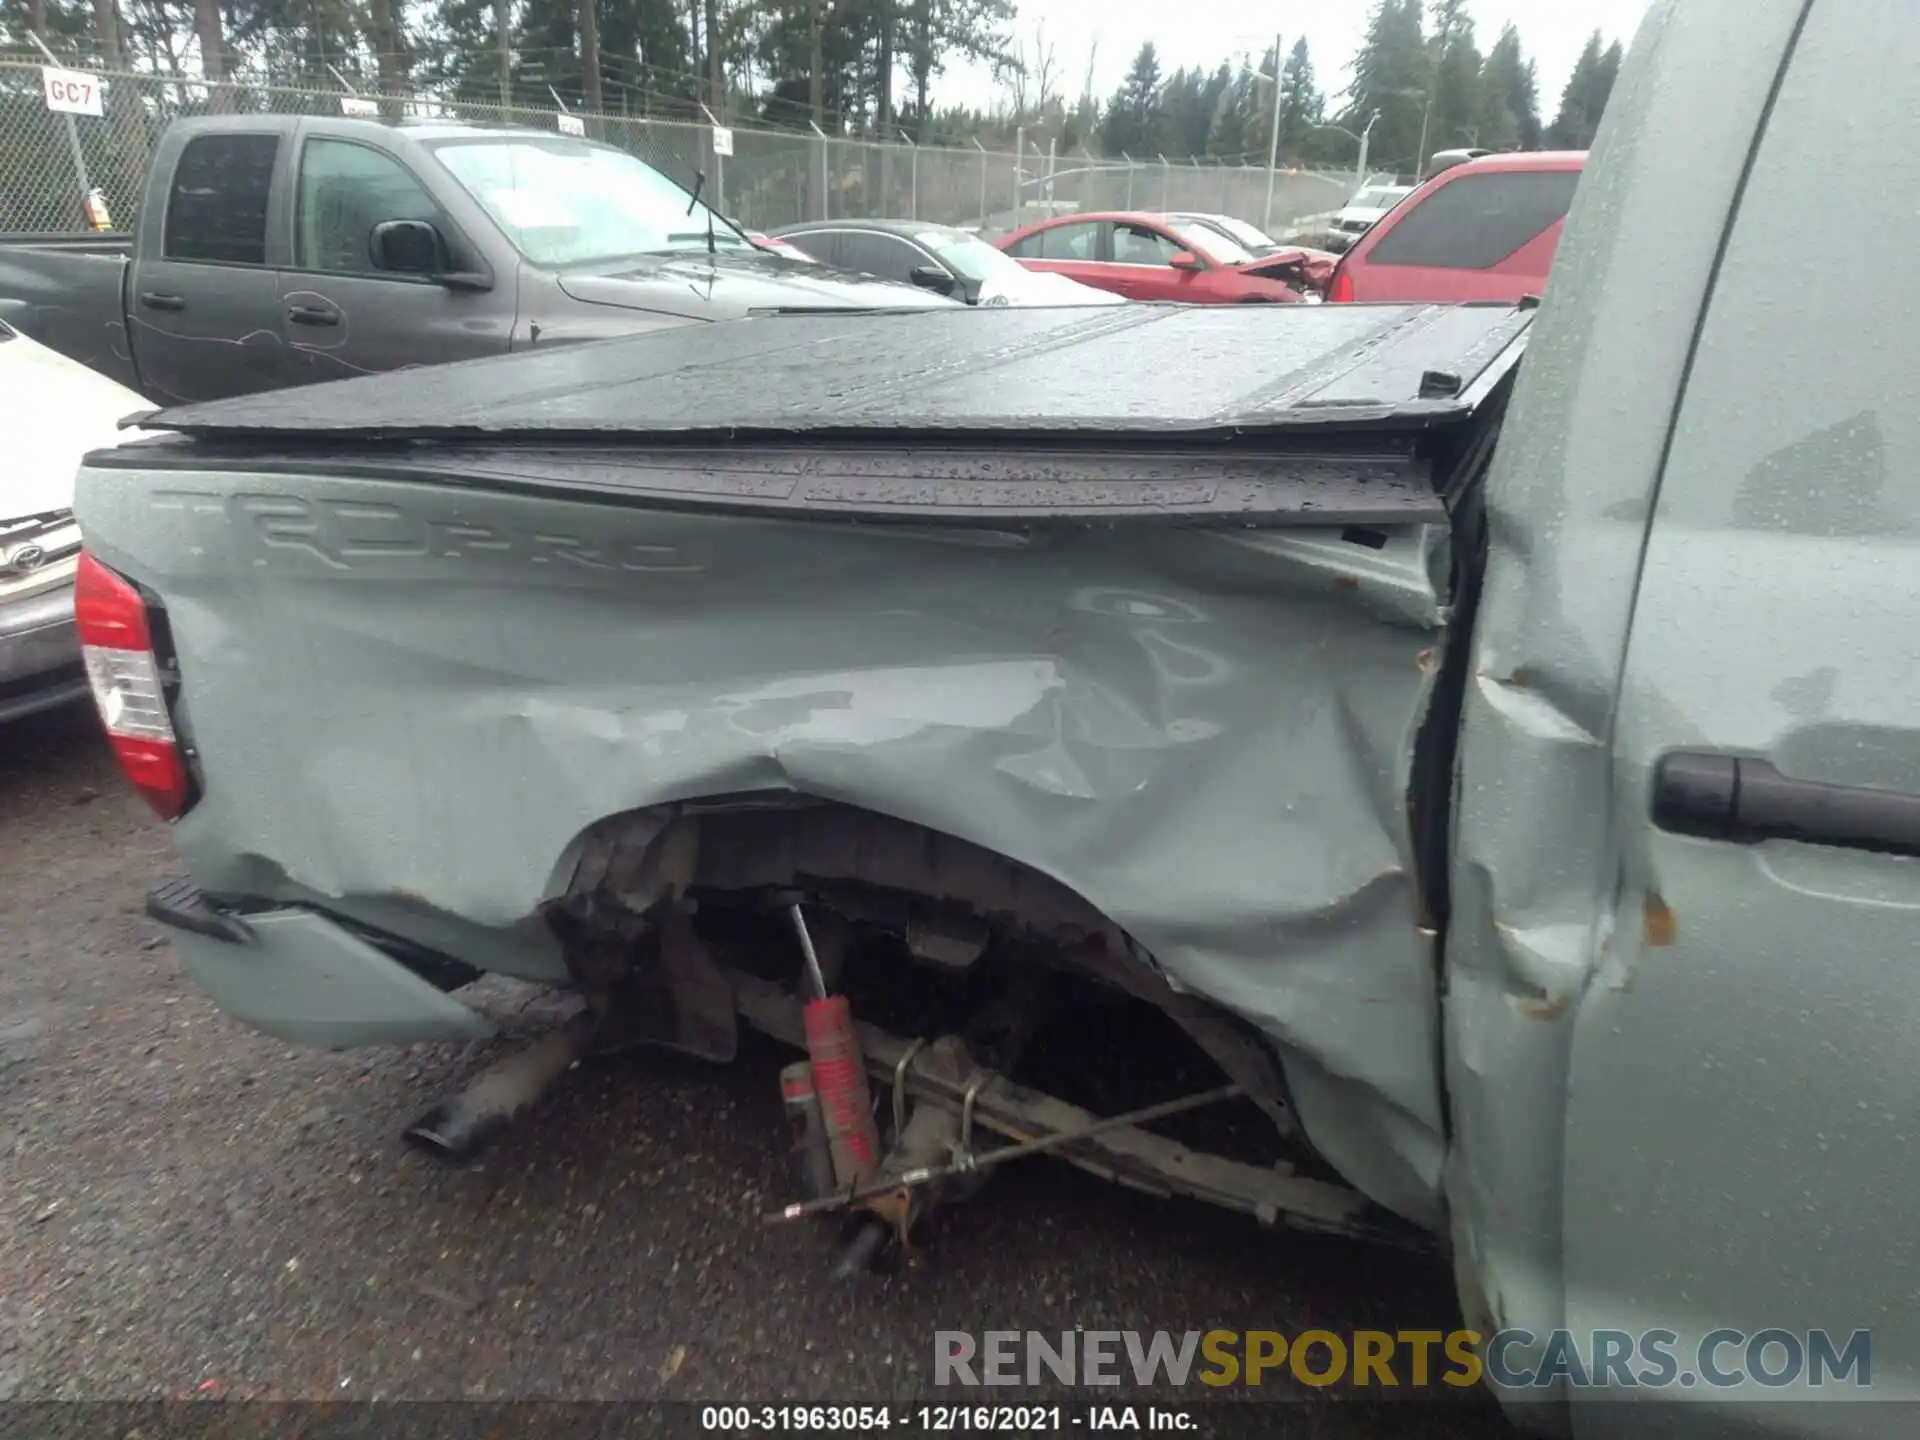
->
[1,58,1360,241]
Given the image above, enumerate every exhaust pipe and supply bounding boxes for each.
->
[404,1008,597,1162]
[831,1218,893,1282]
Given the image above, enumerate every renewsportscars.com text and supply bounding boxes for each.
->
[934,1328,1872,1391]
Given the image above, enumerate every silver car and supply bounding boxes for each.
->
[0,319,147,721]
[1325,183,1413,252]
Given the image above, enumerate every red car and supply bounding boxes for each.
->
[1326,151,1586,304]
[996,211,1308,303]
[748,231,819,263]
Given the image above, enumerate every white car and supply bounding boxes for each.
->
[1327,184,1414,251]
[771,221,1124,308]
[0,319,150,721]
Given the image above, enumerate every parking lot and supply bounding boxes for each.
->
[1,702,1509,1428]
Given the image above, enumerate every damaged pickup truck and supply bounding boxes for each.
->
[70,0,1920,1426]
[85,298,1500,1244]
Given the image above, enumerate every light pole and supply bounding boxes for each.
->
[1358,107,1382,190]
[1311,109,1380,196]
[1415,88,1434,181]
[1260,33,1283,231]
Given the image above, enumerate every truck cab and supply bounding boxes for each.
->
[1448,0,1920,1428]
[116,114,522,403]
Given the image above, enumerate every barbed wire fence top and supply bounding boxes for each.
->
[1,57,1362,239]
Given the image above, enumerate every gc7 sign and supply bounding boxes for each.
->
[42,66,104,117]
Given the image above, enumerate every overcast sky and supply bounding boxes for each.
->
[939,0,1653,124]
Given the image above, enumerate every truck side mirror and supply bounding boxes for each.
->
[369,220,493,292]
[369,219,449,277]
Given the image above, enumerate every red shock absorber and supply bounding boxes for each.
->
[804,994,881,1188]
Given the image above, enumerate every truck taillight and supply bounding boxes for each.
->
[74,552,189,820]
[1327,264,1355,304]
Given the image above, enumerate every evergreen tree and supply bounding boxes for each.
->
[221,0,364,85]
[1099,40,1163,156]
[1426,0,1482,155]
[1197,61,1230,155]
[902,0,1016,138]
[413,0,510,102]
[1276,36,1324,157]
[1344,0,1428,176]
[1475,23,1541,151]
[0,0,1599,176]
[1159,65,1212,158]
[754,0,866,130]
[0,0,91,51]
[1548,31,1623,148]
[1596,40,1624,123]
[1239,38,1278,161]
[1205,60,1254,159]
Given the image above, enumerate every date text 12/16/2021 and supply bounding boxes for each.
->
[700,1405,1198,1432]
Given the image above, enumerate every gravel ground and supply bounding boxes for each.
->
[0,702,1518,1436]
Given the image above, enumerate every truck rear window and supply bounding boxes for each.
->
[1366,170,1580,270]
[164,134,279,266]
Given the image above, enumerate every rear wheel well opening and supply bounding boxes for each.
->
[545,793,1309,1167]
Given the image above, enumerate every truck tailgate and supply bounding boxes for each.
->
[77,303,1527,1227]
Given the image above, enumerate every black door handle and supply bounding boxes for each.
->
[1654,752,1920,858]
[286,303,340,326]
[139,291,185,311]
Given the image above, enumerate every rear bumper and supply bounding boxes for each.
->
[147,882,496,1050]
[0,578,86,722]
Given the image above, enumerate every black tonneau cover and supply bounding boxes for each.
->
[132,302,1530,442]
[100,303,1527,526]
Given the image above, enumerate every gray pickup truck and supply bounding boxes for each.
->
[0,114,947,405]
[65,0,1920,1430]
